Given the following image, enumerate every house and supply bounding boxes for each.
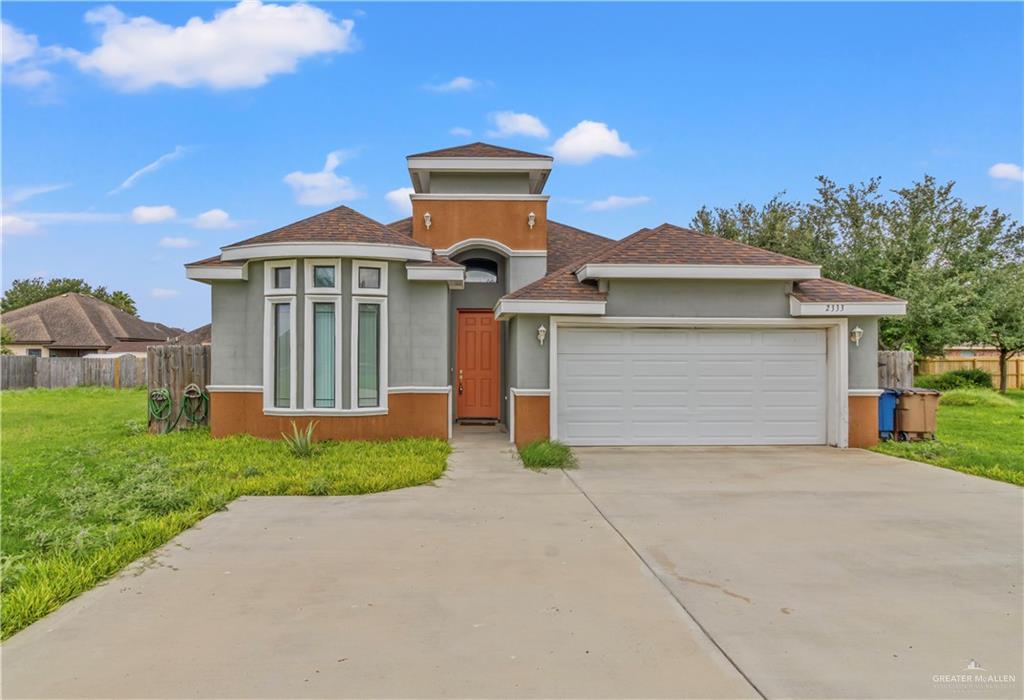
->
[186,142,906,448]
[1,293,181,358]
[173,323,212,346]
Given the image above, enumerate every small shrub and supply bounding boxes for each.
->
[938,388,1016,408]
[307,477,330,495]
[916,368,993,391]
[123,420,146,436]
[519,439,576,470]
[282,420,317,458]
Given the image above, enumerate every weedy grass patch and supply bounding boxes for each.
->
[519,439,577,470]
[1,388,449,639]
[874,389,1023,486]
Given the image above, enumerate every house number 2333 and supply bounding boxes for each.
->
[824,303,845,312]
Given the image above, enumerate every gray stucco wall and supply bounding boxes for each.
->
[605,279,792,318]
[507,255,547,293]
[209,259,449,408]
[429,172,530,194]
[848,316,879,390]
[510,314,550,389]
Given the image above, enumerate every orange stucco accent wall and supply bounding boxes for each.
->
[514,394,550,448]
[411,199,547,251]
[848,395,879,448]
[210,391,448,441]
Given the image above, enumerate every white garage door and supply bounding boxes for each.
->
[556,327,827,446]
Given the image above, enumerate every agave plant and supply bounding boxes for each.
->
[282,420,318,458]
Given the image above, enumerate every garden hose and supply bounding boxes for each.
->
[147,384,209,433]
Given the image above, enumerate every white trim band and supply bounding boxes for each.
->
[510,388,550,396]
[410,193,550,201]
[206,384,262,393]
[406,267,465,282]
[186,265,247,281]
[494,299,606,318]
[576,263,821,282]
[388,386,452,394]
[220,242,432,263]
[790,297,907,317]
[849,388,885,397]
[435,238,547,258]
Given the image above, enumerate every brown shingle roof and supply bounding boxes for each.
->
[792,278,904,303]
[1,293,179,348]
[546,220,613,272]
[408,254,464,269]
[386,217,413,237]
[407,142,552,160]
[185,254,242,267]
[586,223,817,267]
[173,323,212,345]
[223,205,427,250]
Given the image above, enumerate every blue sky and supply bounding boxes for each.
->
[3,1,1022,330]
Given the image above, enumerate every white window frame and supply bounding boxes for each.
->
[264,260,296,295]
[350,296,389,411]
[304,259,341,294]
[263,296,297,411]
[303,295,343,410]
[352,259,388,296]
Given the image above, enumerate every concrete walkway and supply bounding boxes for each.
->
[2,428,756,699]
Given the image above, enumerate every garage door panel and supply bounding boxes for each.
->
[557,327,827,446]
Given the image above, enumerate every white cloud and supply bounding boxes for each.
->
[449,126,472,138]
[1,214,41,237]
[109,146,188,194]
[385,187,415,216]
[3,183,70,207]
[193,208,235,229]
[284,149,363,206]
[150,288,181,299]
[1,21,77,87]
[585,195,652,212]
[487,111,549,139]
[988,163,1024,182]
[551,120,635,165]
[158,236,197,248]
[77,0,356,91]
[132,205,177,223]
[425,76,479,93]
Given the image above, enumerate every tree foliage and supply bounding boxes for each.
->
[968,264,1024,392]
[0,278,138,316]
[0,325,13,355]
[691,176,1024,357]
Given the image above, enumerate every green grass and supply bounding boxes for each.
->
[518,439,576,470]
[873,389,1024,486]
[0,387,450,639]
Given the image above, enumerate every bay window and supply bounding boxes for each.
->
[352,297,387,410]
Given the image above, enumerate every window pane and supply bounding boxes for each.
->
[274,303,290,407]
[313,302,335,408]
[358,266,381,289]
[273,266,291,289]
[464,258,498,283]
[313,265,335,288]
[357,303,380,407]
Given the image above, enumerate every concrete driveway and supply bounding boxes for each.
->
[3,432,1021,698]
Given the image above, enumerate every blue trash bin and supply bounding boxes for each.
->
[878,389,899,440]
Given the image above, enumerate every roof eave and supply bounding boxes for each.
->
[493,298,606,320]
[789,297,907,317]
[218,242,431,263]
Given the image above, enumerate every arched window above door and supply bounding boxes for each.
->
[463,258,499,284]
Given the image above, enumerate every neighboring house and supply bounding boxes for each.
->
[174,323,212,346]
[186,142,905,448]
[1,293,180,358]
[940,345,1017,360]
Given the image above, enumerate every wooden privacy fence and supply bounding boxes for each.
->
[146,345,211,433]
[878,351,914,390]
[1,355,147,390]
[918,356,1023,390]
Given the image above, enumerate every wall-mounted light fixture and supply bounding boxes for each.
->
[423,212,432,230]
[850,326,864,347]
[537,324,547,346]
[527,212,536,230]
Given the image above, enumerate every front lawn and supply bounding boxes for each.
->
[873,389,1024,486]
[0,387,449,639]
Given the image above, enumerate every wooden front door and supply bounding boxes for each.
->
[456,309,501,419]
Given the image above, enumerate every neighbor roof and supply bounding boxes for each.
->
[223,205,428,251]
[584,223,817,267]
[1,293,179,349]
[407,142,552,160]
[174,323,212,345]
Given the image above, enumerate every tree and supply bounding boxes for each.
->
[970,264,1024,393]
[0,325,13,355]
[691,176,1024,358]
[0,278,138,316]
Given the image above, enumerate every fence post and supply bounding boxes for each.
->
[146,345,210,433]
[878,350,914,389]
